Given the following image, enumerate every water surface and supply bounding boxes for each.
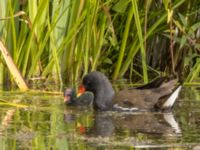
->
[0,87,199,149]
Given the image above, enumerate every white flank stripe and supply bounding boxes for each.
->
[113,104,139,111]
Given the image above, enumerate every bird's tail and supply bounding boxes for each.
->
[162,86,182,109]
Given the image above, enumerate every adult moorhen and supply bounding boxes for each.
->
[80,71,182,111]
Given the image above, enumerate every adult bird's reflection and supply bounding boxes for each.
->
[86,111,181,137]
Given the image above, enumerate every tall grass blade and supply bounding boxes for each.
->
[0,0,7,85]
[112,4,134,80]
[132,0,148,83]
[0,41,28,90]
[20,0,49,76]
[92,15,107,71]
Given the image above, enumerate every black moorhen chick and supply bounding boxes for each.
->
[81,71,182,111]
[64,88,94,106]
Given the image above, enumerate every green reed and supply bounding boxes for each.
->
[0,0,199,88]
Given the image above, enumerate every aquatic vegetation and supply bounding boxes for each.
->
[0,0,199,90]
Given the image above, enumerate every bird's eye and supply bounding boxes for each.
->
[85,79,91,85]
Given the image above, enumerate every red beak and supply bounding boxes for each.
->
[64,95,70,103]
[77,85,86,97]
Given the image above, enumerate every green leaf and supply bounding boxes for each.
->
[162,0,170,10]
[112,0,130,13]
[180,36,187,49]
[195,44,200,49]
[104,58,112,64]
[178,13,187,27]
[191,22,200,31]
[185,58,200,82]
